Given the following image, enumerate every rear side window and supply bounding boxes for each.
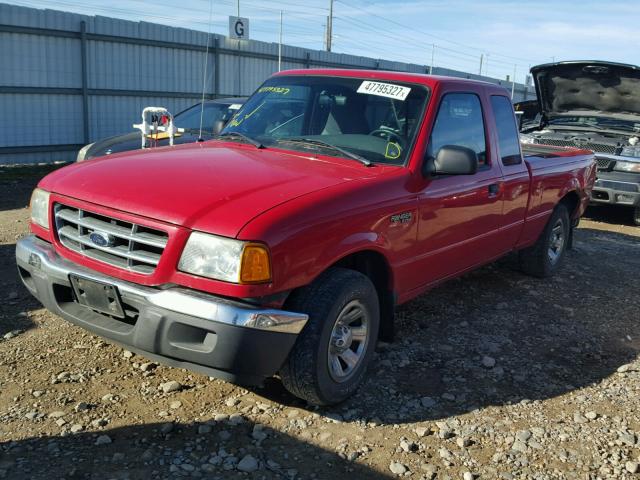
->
[428,93,487,166]
[491,95,522,166]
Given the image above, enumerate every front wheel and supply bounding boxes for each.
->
[279,268,380,406]
[519,203,571,278]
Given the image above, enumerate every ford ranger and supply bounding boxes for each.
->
[16,70,596,405]
[521,61,640,225]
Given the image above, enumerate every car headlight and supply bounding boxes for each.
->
[178,232,271,284]
[620,145,640,158]
[614,160,640,173]
[30,188,50,229]
[76,143,94,162]
[519,133,536,144]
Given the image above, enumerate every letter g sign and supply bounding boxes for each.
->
[229,16,249,40]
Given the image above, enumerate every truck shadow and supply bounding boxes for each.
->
[583,205,638,227]
[255,227,640,425]
[0,419,388,479]
[0,243,38,336]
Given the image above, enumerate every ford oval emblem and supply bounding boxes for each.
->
[89,231,115,247]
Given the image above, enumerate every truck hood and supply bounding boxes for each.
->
[531,61,640,119]
[41,142,375,237]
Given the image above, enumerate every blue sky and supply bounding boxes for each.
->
[11,0,640,84]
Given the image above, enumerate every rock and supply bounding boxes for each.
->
[161,381,182,393]
[75,402,91,412]
[95,435,112,445]
[25,411,38,420]
[441,393,456,401]
[252,424,268,441]
[481,356,496,368]
[237,455,259,473]
[140,362,156,372]
[585,411,598,420]
[415,426,430,437]
[420,397,437,408]
[3,330,21,340]
[55,418,66,427]
[573,412,588,424]
[160,422,174,434]
[48,411,65,419]
[318,432,332,442]
[626,461,639,474]
[169,401,182,409]
[389,462,408,475]
[619,431,636,446]
[456,437,472,448]
[511,439,527,453]
[32,390,44,398]
[400,439,418,453]
[123,350,134,359]
[198,424,212,435]
[91,418,108,428]
[225,397,239,407]
[617,364,631,373]
[101,393,115,403]
[112,452,125,462]
[180,464,195,472]
[70,424,83,433]
[516,430,532,443]
[463,473,474,480]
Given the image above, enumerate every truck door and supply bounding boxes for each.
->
[414,91,506,288]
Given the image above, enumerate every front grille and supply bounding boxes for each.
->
[596,157,615,170]
[534,138,618,155]
[54,204,168,274]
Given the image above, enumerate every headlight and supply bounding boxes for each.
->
[76,143,94,162]
[519,133,535,144]
[178,232,271,284]
[30,188,50,229]
[620,145,640,158]
[614,160,640,173]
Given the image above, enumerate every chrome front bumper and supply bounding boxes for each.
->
[16,235,308,385]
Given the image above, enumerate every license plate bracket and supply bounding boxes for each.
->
[69,274,125,318]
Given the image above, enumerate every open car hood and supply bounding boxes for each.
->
[531,61,640,119]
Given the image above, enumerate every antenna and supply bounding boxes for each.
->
[198,0,214,142]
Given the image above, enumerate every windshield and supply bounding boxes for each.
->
[176,102,241,133]
[220,75,429,165]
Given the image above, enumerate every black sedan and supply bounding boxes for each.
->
[77,97,246,161]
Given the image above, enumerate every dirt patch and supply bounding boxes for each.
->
[1,166,639,479]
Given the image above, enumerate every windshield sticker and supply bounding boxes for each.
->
[258,86,290,95]
[229,104,243,110]
[384,141,402,159]
[228,101,265,127]
[357,81,411,101]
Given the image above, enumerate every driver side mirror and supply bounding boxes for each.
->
[423,145,479,177]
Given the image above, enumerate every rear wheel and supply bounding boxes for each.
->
[279,268,379,406]
[519,203,570,278]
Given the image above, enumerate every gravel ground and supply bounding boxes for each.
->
[0,165,639,480]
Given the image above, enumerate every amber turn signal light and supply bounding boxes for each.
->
[240,244,272,284]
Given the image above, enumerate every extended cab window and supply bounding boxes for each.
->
[427,93,487,166]
[491,95,522,166]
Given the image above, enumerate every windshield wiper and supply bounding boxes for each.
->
[216,132,265,149]
[278,138,372,166]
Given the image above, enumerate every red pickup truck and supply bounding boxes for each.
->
[17,70,595,405]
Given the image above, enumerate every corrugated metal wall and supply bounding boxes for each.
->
[0,2,535,165]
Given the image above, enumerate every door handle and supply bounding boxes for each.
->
[488,183,501,197]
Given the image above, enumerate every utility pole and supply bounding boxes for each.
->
[479,54,483,76]
[326,0,333,52]
[237,0,240,16]
[429,44,435,74]
[278,10,283,72]
[511,64,517,99]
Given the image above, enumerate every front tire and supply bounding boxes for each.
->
[519,203,571,278]
[279,268,380,406]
